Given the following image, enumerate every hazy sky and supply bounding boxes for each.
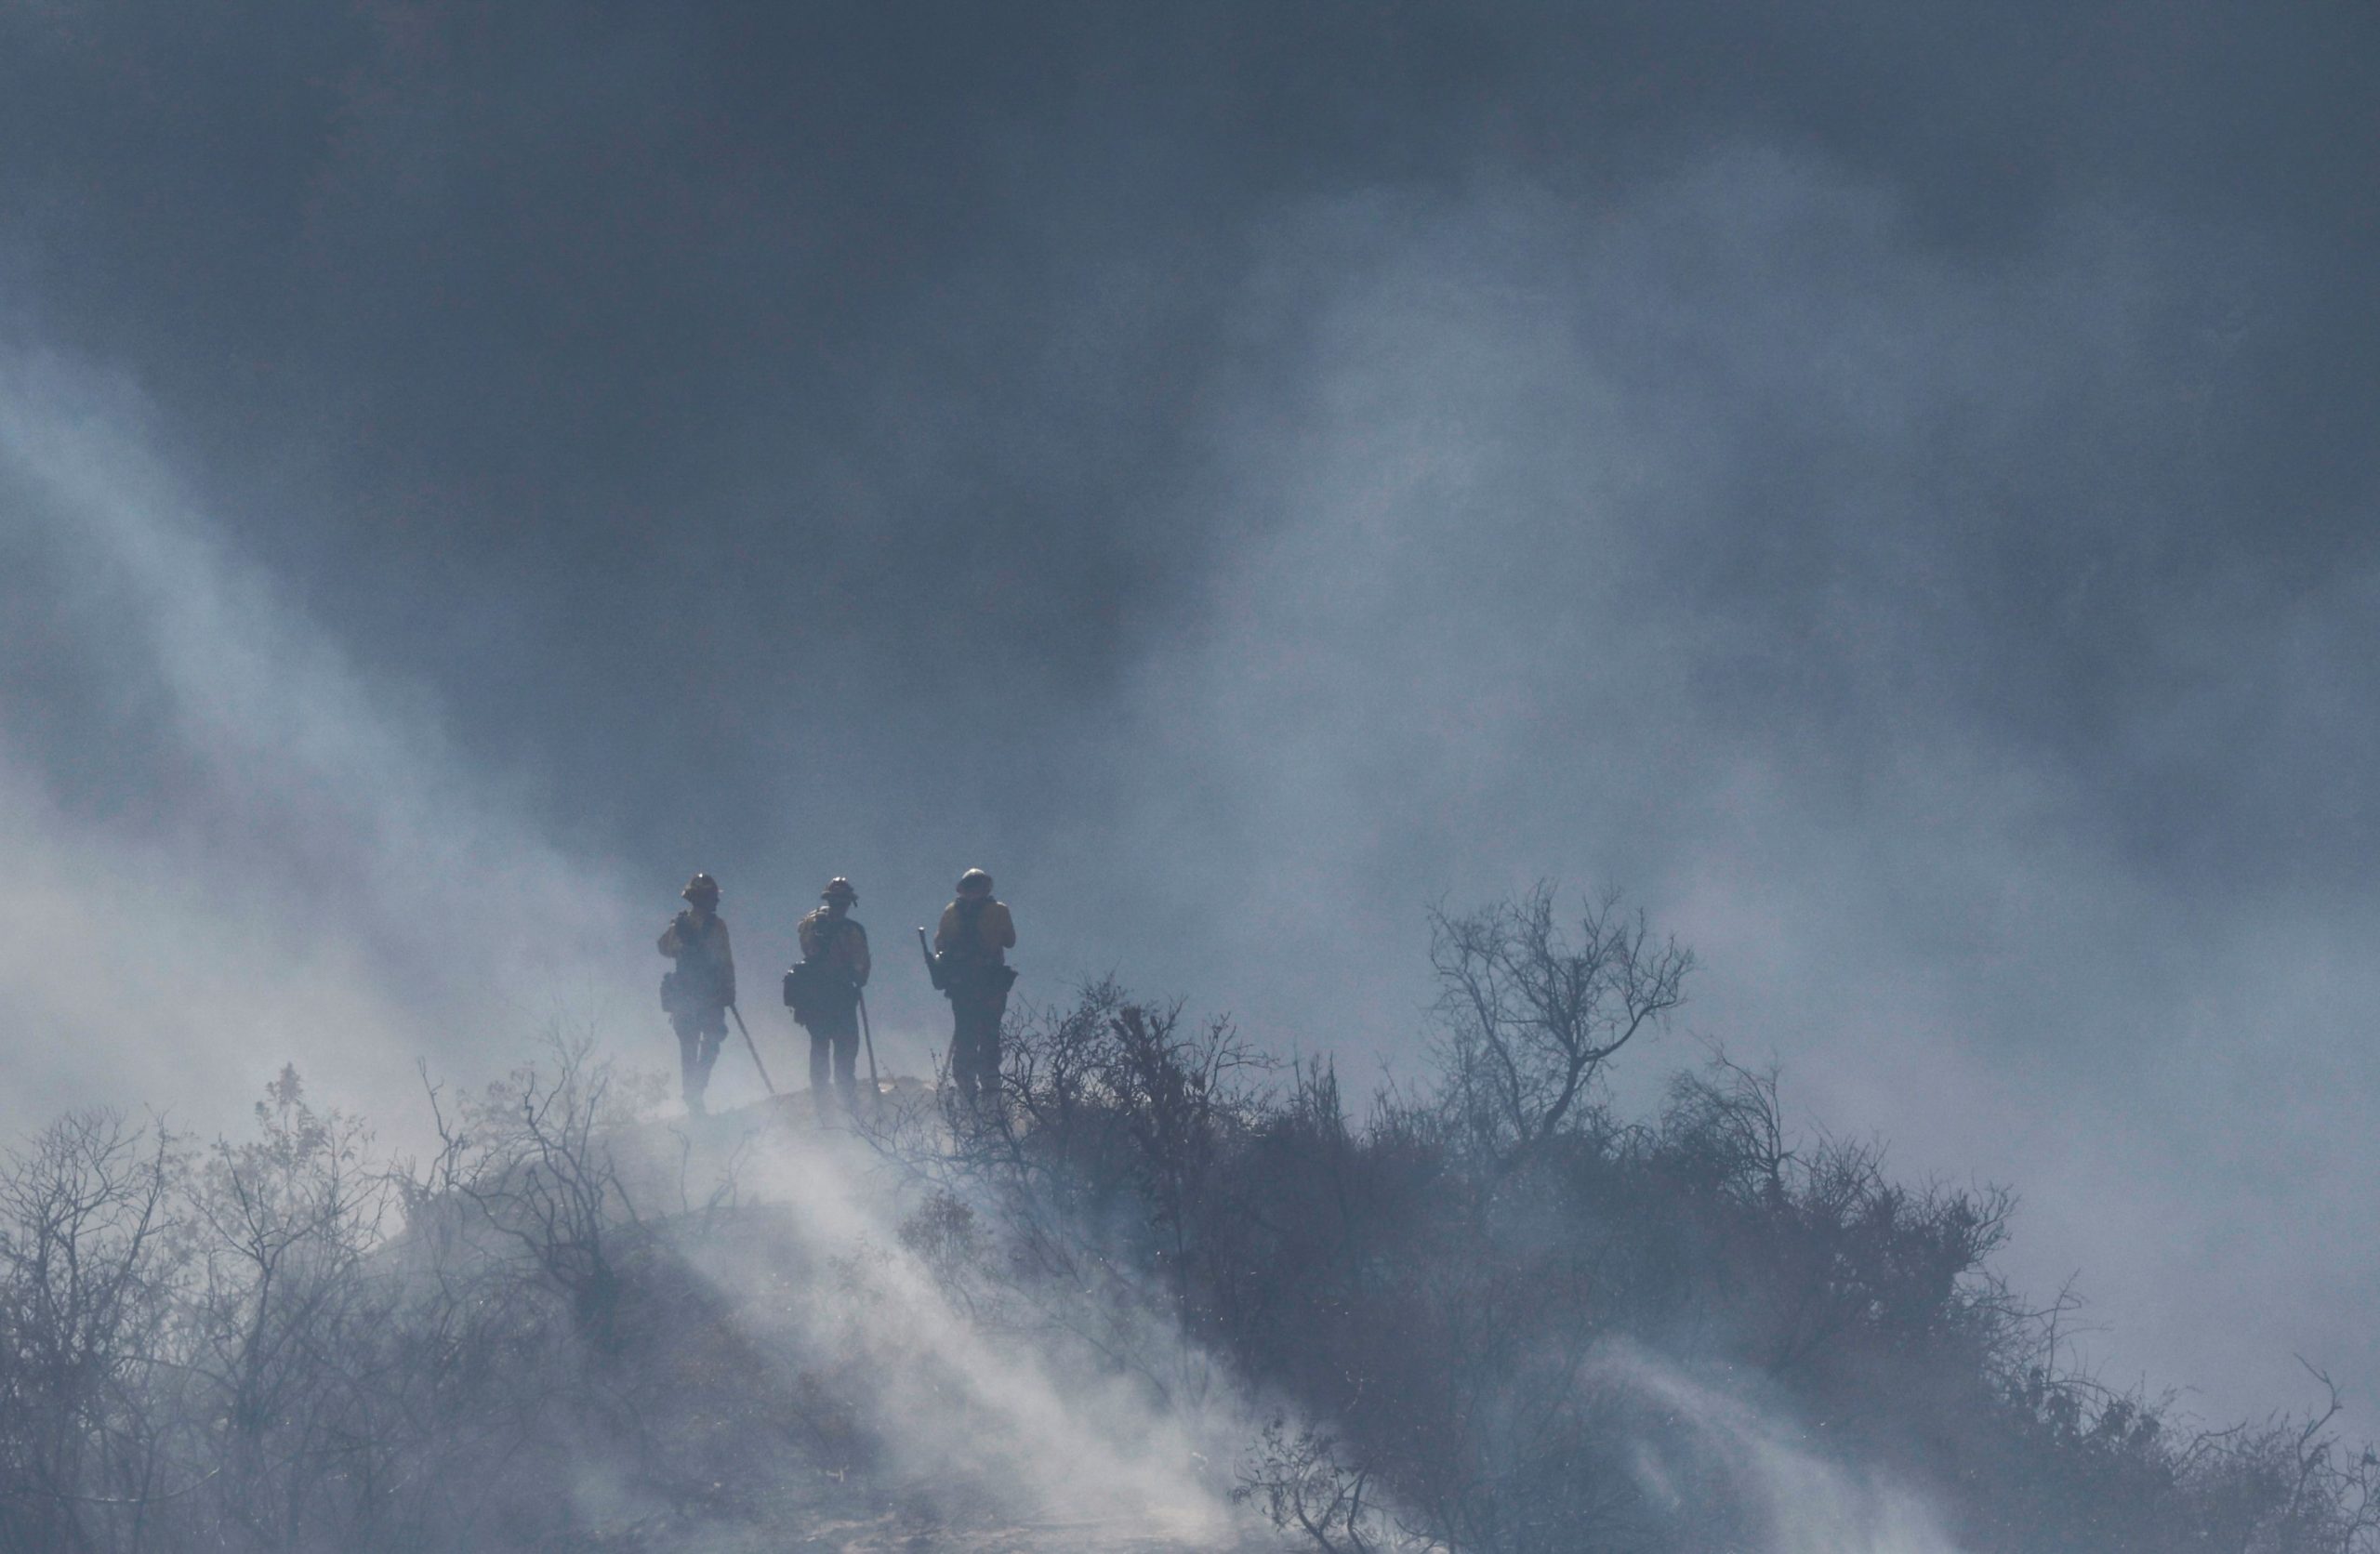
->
[3,1,2375,1429]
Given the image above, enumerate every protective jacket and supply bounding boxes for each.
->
[659,911,736,1009]
[938,896,1013,1102]
[934,898,1015,979]
[797,908,871,985]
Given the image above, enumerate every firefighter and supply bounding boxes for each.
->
[658,873,736,1115]
[792,877,871,1121]
[933,868,1016,1106]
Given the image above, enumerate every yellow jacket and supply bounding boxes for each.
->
[658,911,736,1007]
[797,908,871,985]
[935,898,1015,963]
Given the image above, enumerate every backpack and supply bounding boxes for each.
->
[784,918,859,1026]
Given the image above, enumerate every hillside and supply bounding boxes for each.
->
[1,891,2372,1552]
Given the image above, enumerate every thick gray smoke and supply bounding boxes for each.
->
[613,1118,1251,1548]
[1068,161,2380,1429]
[0,351,647,1135]
[582,1104,1984,1553]
[3,0,2376,1446]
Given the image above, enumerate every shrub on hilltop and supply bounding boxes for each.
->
[904,887,2380,1554]
[0,885,2372,1552]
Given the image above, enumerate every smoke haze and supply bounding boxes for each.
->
[3,0,2376,1440]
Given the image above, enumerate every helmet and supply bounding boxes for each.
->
[681,873,721,902]
[822,876,857,903]
[956,868,993,896]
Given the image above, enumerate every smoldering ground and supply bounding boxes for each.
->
[28,974,2348,1552]
[5,1012,2085,1552]
[4,0,2378,1473]
[578,1113,1996,1554]
[531,1098,1268,1549]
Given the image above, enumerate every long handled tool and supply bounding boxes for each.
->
[856,989,881,1105]
[728,1005,775,1096]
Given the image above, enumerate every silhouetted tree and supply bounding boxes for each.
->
[1429,884,1691,1166]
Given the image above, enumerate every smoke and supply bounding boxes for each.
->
[0,349,648,1139]
[1603,1344,1968,1554]
[1080,149,2268,1040]
[592,1113,1250,1548]
[4,0,2377,1454]
[1051,155,2380,1427]
[601,1110,1980,1554]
